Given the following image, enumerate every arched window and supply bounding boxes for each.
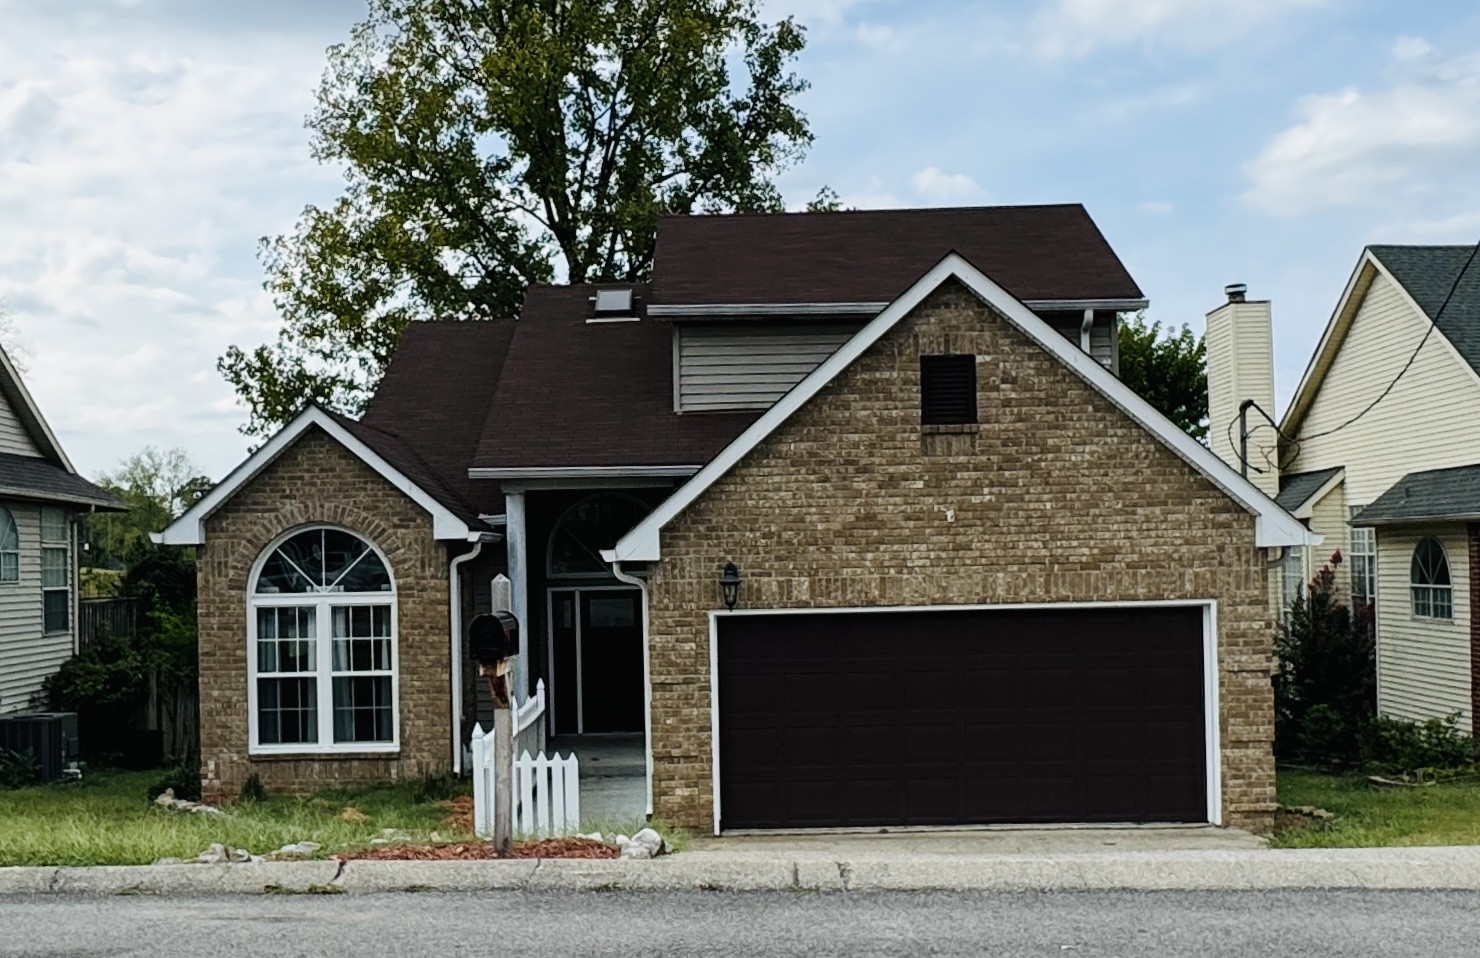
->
[547,494,652,578]
[0,509,18,583]
[249,528,397,752]
[1411,538,1453,620]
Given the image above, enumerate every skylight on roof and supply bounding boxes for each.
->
[594,288,633,314]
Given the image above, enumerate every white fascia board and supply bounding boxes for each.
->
[646,302,887,318]
[1280,251,1380,437]
[467,465,701,480]
[1292,468,1347,520]
[0,345,74,472]
[155,406,473,546]
[1021,298,1150,312]
[612,253,1317,563]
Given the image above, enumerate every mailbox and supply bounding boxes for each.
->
[469,611,520,666]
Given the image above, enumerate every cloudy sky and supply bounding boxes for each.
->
[3,0,1479,480]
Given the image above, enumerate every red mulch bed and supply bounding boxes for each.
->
[335,838,619,861]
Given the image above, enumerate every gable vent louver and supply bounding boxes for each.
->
[920,355,978,425]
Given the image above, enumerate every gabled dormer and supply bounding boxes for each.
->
[648,205,1146,412]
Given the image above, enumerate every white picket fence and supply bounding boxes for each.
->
[470,681,580,838]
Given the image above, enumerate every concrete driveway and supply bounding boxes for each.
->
[686,826,1266,859]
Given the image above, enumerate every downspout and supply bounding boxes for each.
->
[610,559,654,818]
[449,533,498,776]
[1080,308,1094,355]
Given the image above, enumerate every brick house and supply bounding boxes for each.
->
[161,206,1313,833]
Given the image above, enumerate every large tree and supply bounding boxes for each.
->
[222,0,815,439]
[1117,311,1208,442]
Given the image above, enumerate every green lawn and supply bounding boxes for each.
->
[0,770,475,867]
[1274,768,1480,848]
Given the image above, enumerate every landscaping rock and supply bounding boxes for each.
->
[630,828,666,857]
[268,841,322,859]
[619,842,653,860]
[151,788,228,817]
[196,843,229,865]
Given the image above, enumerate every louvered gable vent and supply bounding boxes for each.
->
[920,355,977,425]
[675,324,862,411]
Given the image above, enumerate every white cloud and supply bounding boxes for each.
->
[1138,201,1176,213]
[1241,51,1480,218]
[1033,0,1324,58]
[838,177,904,210]
[0,3,358,478]
[911,167,983,201]
[1392,36,1433,62]
[855,22,898,50]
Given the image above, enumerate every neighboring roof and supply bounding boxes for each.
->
[0,346,75,473]
[1282,246,1480,439]
[1351,464,1480,526]
[1369,245,1480,374]
[470,284,760,476]
[0,453,123,510]
[360,320,516,511]
[609,253,1317,562]
[648,205,1145,310]
[1276,467,1344,517]
[156,406,491,545]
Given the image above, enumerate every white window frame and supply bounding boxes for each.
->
[1347,507,1376,605]
[1281,547,1306,615]
[1410,537,1453,621]
[247,528,400,756]
[41,507,69,635]
[0,508,19,584]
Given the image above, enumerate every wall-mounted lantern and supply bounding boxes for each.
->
[720,562,743,611]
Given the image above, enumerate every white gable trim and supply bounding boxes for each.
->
[0,345,74,472]
[1281,250,1480,438]
[608,253,1316,563]
[1291,468,1346,521]
[155,406,475,545]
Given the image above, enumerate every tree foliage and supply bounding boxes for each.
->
[89,447,212,573]
[1117,311,1208,441]
[222,0,815,438]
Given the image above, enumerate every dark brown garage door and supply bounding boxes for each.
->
[717,606,1207,830]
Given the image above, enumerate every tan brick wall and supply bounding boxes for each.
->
[197,428,451,800]
[646,281,1278,833]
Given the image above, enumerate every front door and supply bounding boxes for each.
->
[550,588,644,734]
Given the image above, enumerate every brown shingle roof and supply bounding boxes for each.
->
[649,204,1144,307]
[359,320,516,515]
[472,285,759,472]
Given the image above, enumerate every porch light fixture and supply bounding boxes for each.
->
[720,562,743,611]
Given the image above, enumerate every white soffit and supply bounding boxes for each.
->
[610,253,1317,562]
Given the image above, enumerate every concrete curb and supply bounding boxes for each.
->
[5,848,1480,896]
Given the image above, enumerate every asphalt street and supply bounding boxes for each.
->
[2,889,1480,957]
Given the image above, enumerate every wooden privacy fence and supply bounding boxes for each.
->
[78,597,138,650]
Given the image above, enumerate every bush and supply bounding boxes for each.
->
[1359,714,1475,776]
[148,764,202,803]
[238,773,267,804]
[1274,552,1375,766]
[0,748,40,790]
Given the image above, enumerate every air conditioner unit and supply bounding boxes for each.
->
[0,712,79,783]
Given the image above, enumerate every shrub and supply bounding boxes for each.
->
[239,773,268,804]
[1274,552,1375,766]
[0,747,40,790]
[148,764,202,803]
[1358,714,1475,777]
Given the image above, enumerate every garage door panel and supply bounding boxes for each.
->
[718,606,1208,829]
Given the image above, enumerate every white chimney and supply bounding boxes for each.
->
[1206,284,1279,499]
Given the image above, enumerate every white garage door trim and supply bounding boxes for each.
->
[707,598,1222,835]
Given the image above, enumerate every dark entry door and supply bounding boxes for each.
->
[552,588,644,734]
[716,606,1207,830]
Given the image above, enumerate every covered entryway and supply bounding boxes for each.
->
[715,605,1211,831]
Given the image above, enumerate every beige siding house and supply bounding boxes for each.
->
[0,348,123,713]
[1209,245,1480,733]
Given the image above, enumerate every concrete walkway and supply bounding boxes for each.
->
[8,834,1480,896]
